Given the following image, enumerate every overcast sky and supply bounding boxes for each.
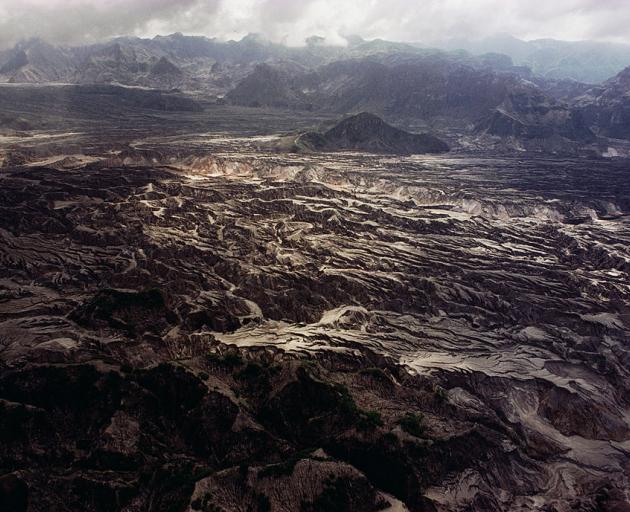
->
[1,0,629,49]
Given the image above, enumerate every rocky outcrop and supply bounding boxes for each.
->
[150,57,183,77]
[576,66,630,139]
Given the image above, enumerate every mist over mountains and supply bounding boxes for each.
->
[3,32,630,156]
[436,34,630,84]
[3,32,630,86]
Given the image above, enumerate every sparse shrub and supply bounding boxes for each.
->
[236,362,265,381]
[434,386,448,402]
[357,410,384,432]
[332,383,360,417]
[235,362,273,393]
[397,413,425,437]
[330,384,385,432]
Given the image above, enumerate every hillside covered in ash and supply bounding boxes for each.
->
[0,123,629,510]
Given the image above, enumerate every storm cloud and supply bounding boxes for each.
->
[1,0,629,48]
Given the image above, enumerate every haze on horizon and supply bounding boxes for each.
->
[1,0,630,50]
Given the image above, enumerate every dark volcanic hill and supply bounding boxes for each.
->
[297,112,449,154]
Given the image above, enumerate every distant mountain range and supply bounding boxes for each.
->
[226,55,601,152]
[435,34,630,84]
[0,33,444,92]
[3,33,630,153]
[4,32,629,91]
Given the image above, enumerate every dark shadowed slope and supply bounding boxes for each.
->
[577,66,630,139]
[297,112,449,154]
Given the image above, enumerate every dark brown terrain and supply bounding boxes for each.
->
[0,89,629,511]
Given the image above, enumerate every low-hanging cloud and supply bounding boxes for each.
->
[0,0,221,48]
[1,0,630,49]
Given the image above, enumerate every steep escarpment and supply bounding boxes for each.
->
[576,66,630,139]
[474,82,595,151]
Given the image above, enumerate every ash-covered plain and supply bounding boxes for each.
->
[1,113,629,511]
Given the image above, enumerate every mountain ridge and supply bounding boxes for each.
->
[3,33,630,153]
